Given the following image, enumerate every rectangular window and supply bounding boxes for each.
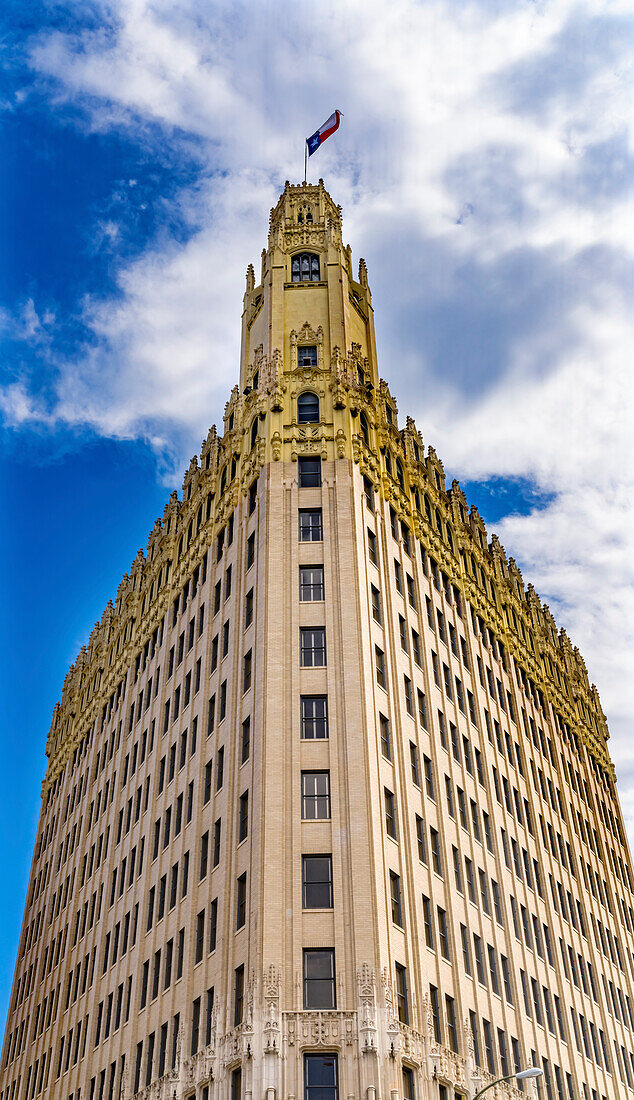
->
[238,790,249,842]
[302,772,331,819]
[371,585,382,624]
[437,907,450,959]
[384,789,397,839]
[300,566,325,601]
[301,695,328,739]
[430,827,441,875]
[244,588,254,629]
[423,895,434,948]
[380,714,391,759]
[402,1067,415,1100]
[303,949,336,1009]
[298,458,322,487]
[304,1054,338,1100]
[211,820,221,868]
[241,717,250,762]
[243,649,252,693]
[390,871,403,926]
[299,509,323,541]
[246,532,255,568]
[302,855,333,909]
[195,910,205,964]
[234,965,244,1026]
[199,832,209,880]
[395,964,409,1025]
[404,676,414,715]
[375,646,386,689]
[300,627,326,667]
[416,816,427,863]
[236,873,247,930]
[209,898,218,952]
[368,529,377,564]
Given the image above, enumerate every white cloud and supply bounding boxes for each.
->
[5,0,634,837]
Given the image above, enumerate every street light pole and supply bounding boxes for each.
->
[471,1067,543,1100]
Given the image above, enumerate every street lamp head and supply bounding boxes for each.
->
[516,1068,544,1080]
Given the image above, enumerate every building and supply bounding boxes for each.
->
[2,180,634,1100]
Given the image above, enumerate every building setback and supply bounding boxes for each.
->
[2,181,634,1100]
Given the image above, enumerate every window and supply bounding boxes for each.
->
[367,528,377,564]
[300,627,326,666]
[371,585,382,624]
[395,964,409,1024]
[302,772,331,819]
[416,815,427,863]
[298,391,319,421]
[384,788,397,839]
[410,742,420,785]
[430,828,441,875]
[243,650,252,692]
[241,717,250,762]
[390,871,403,926]
[212,819,221,867]
[234,965,244,1026]
[423,895,434,947]
[298,458,321,487]
[437,907,450,959]
[375,646,386,689]
[299,509,323,541]
[302,855,333,908]
[232,1068,242,1100]
[301,696,328,739]
[236,873,247,929]
[244,588,254,629]
[304,1055,338,1100]
[380,714,391,760]
[300,566,325,601]
[303,949,336,1009]
[238,791,249,842]
[402,1067,415,1100]
[246,532,255,569]
[292,253,320,282]
[195,910,205,963]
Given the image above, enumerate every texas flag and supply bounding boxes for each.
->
[306,110,343,156]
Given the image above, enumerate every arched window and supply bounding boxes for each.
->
[435,508,443,536]
[250,418,258,449]
[298,392,320,423]
[220,465,227,494]
[385,451,393,476]
[291,253,320,283]
[359,411,369,447]
[231,456,237,481]
[396,460,405,491]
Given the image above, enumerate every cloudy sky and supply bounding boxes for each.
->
[1,0,634,1032]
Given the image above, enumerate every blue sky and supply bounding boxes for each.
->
[2,0,634,1037]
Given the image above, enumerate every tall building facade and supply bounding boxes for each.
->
[2,181,634,1100]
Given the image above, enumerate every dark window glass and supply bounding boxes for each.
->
[304,1054,338,1100]
[300,566,325,601]
[298,389,319,420]
[300,627,326,666]
[302,772,331,819]
[303,949,336,1009]
[298,458,322,488]
[302,855,333,908]
[301,696,328,739]
[299,509,323,541]
[291,253,320,283]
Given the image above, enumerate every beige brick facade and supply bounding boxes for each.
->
[2,182,633,1100]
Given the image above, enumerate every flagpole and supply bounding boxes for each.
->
[304,142,307,185]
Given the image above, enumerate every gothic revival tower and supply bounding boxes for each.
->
[2,181,634,1100]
